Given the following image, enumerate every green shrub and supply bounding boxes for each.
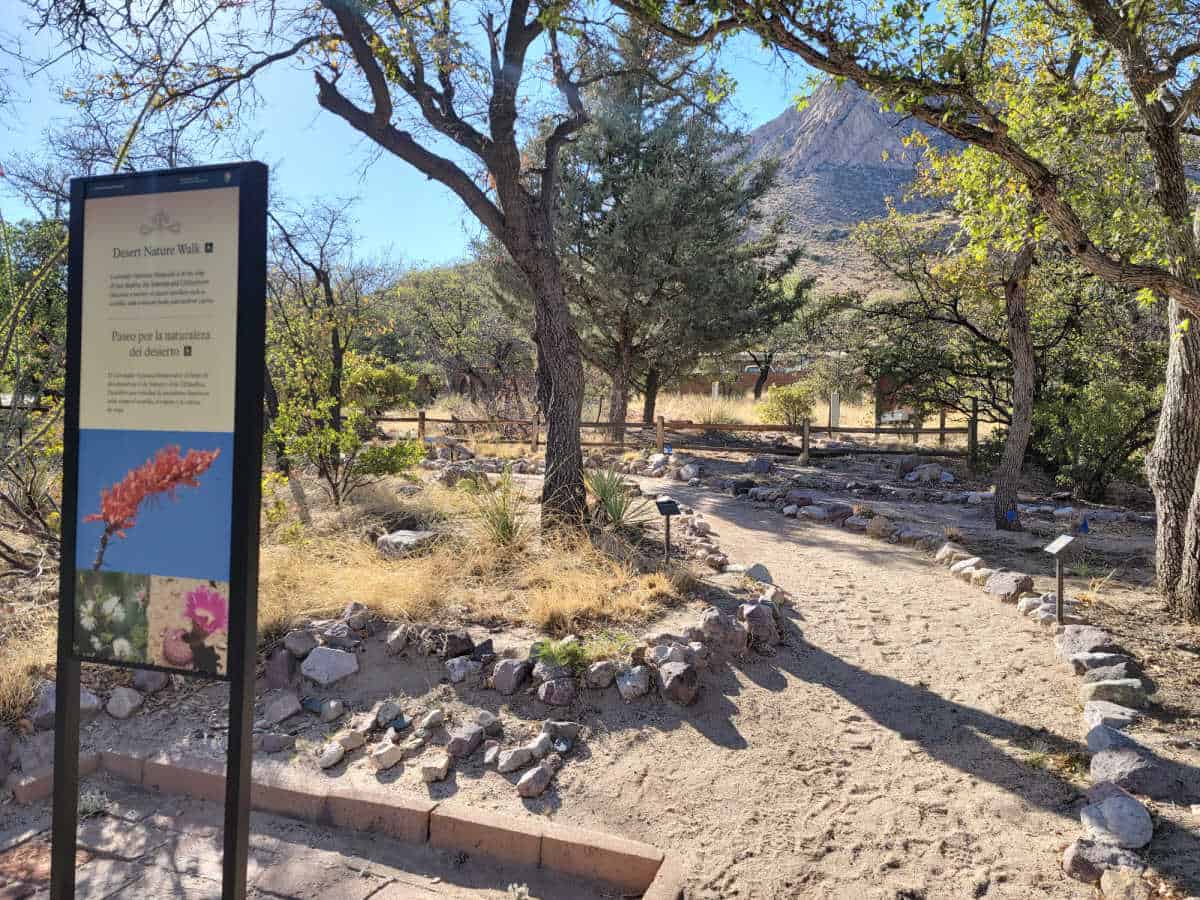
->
[760,381,817,429]
[533,637,589,671]
[585,468,651,532]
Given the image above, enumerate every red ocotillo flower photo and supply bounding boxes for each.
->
[84,444,220,570]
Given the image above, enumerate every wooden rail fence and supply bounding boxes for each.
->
[377,411,978,466]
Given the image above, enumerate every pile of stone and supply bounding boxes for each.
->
[486,719,581,798]
[21,666,174,736]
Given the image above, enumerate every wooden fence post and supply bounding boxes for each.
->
[531,411,540,455]
[912,416,920,444]
[801,418,810,463]
[968,399,979,470]
[417,410,426,443]
[656,415,665,452]
[938,409,946,446]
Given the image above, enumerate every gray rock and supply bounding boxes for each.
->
[745,563,772,583]
[1081,792,1153,848]
[375,699,405,729]
[418,708,445,732]
[1057,626,1120,662]
[446,656,483,684]
[260,732,295,754]
[476,710,502,736]
[1091,748,1184,800]
[283,629,319,658]
[493,659,531,695]
[447,724,484,758]
[516,762,556,797]
[336,728,367,752]
[384,626,412,656]
[746,457,773,474]
[263,690,302,725]
[1086,725,1143,754]
[842,515,870,532]
[1084,701,1142,731]
[370,741,405,771]
[1083,663,1140,684]
[616,665,652,701]
[106,687,143,720]
[657,661,699,705]
[738,602,780,646]
[418,749,452,783]
[537,678,577,706]
[687,642,711,669]
[532,657,569,684]
[319,699,345,723]
[584,660,617,688]
[132,670,170,694]
[699,607,749,656]
[1062,839,1145,884]
[541,720,582,745]
[300,647,359,687]
[679,462,702,480]
[483,740,500,766]
[264,648,298,691]
[1099,867,1153,900]
[1071,652,1134,674]
[935,542,971,565]
[1081,680,1148,709]
[317,742,346,769]
[983,571,1034,603]
[341,601,372,631]
[320,622,359,650]
[31,681,56,731]
[440,629,475,660]
[376,529,438,557]
[785,490,814,507]
[497,746,535,773]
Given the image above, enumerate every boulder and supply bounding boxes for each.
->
[1081,792,1153,848]
[301,647,359,687]
[1082,663,1141,685]
[738,602,780,647]
[1071,652,1134,674]
[537,678,577,707]
[376,529,438,557]
[679,463,702,481]
[106,687,143,720]
[1084,701,1142,732]
[699,607,749,656]
[843,515,870,532]
[483,741,500,766]
[446,657,483,684]
[983,571,1034,603]
[1086,725,1143,754]
[318,742,346,769]
[785,490,814,507]
[79,689,102,722]
[263,690,302,726]
[384,626,412,656]
[1080,680,1148,709]
[616,665,652,701]
[1056,626,1120,663]
[418,708,445,732]
[1016,595,1043,615]
[497,746,535,773]
[375,699,405,729]
[657,662,699,705]
[282,629,319,659]
[369,742,405,771]
[492,658,531,695]
[342,601,373,631]
[1062,839,1144,884]
[440,630,475,660]
[447,724,484,758]
[30,681,56,731]
[418,749,452,783]
[319,699,345,724]
[1091,748,1185,801]
[781,504,799,517]
[584,660,617,688]
[476,710,502,736]
[935,542,971,565]
[132,670,170,694]
[541,720,582,745]
[516,758,561,797]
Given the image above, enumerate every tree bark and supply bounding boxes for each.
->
[609,330,632,444]
[750,350,774,399]
[993,245,1036,531]
[641,366,661,423]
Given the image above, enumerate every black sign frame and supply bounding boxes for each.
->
[52,162,267,900]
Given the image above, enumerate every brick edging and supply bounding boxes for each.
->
[9,750,684,897]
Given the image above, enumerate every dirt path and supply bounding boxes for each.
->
[572,477,1095,900]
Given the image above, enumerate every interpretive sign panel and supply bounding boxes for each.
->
[53,163,267,900]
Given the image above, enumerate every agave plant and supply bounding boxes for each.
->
[470,472,529,547]
[585,469,651,532]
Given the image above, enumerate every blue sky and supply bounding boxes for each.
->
[76,429,234,580]
[2,22,805,266]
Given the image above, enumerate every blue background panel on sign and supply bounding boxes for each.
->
[75,428,234,581]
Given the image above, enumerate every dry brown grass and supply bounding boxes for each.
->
[0,598,56,726]
[258,475,689,640]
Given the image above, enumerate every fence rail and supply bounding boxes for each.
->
[379,409,979,465]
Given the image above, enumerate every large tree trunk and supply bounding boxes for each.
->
[751,351,774,399]
[516,239,587,527]
[641,366,661,423]
[1145,153,1200,620]
[994,245,1036,531]
[263,365,311,526]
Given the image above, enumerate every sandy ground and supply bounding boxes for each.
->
[9,457,1199,899]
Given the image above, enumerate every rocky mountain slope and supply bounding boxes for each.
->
[746,80,959,292]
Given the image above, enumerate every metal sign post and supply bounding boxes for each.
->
[1044,534,1077,626]
[656,497,681,564]
[53,163,267,900]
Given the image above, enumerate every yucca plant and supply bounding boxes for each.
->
[585,468,651,532]
[470,472,529,547]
